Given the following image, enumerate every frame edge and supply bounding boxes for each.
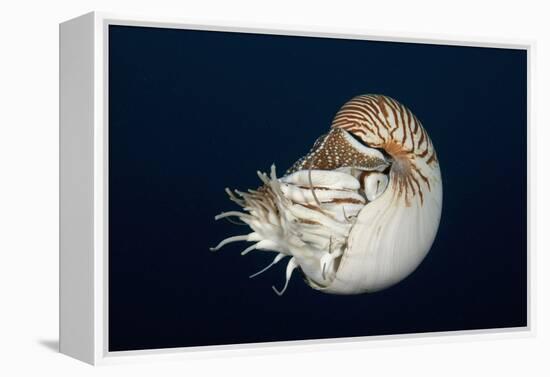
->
[59,11,96,365]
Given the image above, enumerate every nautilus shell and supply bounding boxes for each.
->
[211,94,442,295]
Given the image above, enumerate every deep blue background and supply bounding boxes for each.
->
[108,25,527,351]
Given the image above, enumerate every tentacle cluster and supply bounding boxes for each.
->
[211,166,363,295]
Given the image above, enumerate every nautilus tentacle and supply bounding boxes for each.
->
[212,94,442,295]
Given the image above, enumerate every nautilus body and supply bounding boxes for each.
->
[211,94,442,295]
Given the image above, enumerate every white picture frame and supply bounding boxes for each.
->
[59,11,533,365]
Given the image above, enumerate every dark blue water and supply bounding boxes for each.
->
[108,25,527,351]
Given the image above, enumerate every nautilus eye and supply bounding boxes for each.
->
[211,94,443,295]
[364,172,388,202]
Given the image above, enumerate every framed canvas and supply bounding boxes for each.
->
[59,11,532,365]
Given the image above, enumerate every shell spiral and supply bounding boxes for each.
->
[212,94,443,295]
[332,94,439,207]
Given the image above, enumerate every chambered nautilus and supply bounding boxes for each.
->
[211,94,442,295]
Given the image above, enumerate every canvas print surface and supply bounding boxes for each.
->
[108,25,527,351]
